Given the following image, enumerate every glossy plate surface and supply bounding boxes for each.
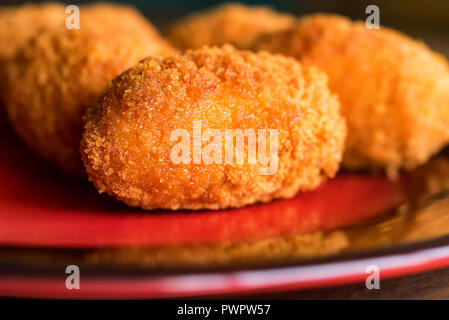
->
[1,122,449,298]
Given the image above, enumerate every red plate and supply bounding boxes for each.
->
[0,121,405,248]
[1,121,449,298]
[2,241,449,298]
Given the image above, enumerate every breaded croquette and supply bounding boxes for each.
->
[3,4,177,175]
[166,3,295,51]
[81,45,346,210]
[0,3,66,115]
[251,14,449,176]
[0,3,66,63]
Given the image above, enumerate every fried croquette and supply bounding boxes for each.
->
[166,3,295,51]
[80,4,178,55]
[0,3,66,115]
[0,3,66,63]
[251,14,449,176]
[3,4,177,175]
[81,45,346,210]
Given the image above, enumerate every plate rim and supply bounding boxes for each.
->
[2,239,449,298]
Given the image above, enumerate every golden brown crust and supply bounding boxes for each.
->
[251,14,449,176]
[166,3,295,51]
[3,4,177,175]
[81,45,346,210]
[0,3,66,62]
[80,4,178,56]
[0,3,66,114]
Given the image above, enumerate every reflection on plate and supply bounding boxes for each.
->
[2,120,449,297]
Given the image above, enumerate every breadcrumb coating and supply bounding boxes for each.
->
[81,45,346,210]
[251,14,449,176]
[3,4,177,175]
[0,3,66,114]
[0,3,66,63]
[166,2,295,51]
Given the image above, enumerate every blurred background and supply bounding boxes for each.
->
[2,0,449,55]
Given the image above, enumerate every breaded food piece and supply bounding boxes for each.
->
[251,14,449,176]
[3,4,177,175]
[0,3,66,63]
[81,45,346,210]
[166,3,295,51]
[80,4,178,55]
[0,3,66,116]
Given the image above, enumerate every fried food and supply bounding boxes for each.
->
[251,14,449,176]
[81,45,346,210]
[0,3,66,116]
[0,3,66,63]
[166,3,295,51]
[3,4,177,175]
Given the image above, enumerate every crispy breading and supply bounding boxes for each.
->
[3,4,177,175]
[166,3,295,51]
[81,45,346,210]
[0,3,66,117]
[251,14,449,176]
[0,3,66,62]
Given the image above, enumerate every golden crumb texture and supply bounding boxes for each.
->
[166,2,295,50]
[252,14,449,176]
[81,45,346,210]
[2,3,177,175]
[0,3,66,62]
